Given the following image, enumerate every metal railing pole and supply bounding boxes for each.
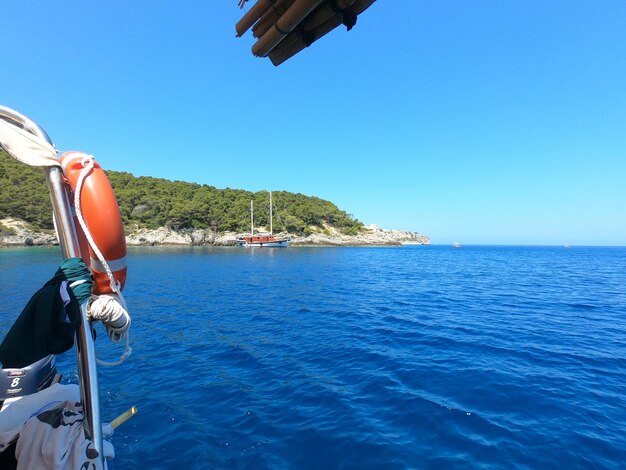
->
[0,106,104,461]
[43,167,104,460]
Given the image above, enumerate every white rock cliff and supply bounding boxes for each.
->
[1,218,430,247]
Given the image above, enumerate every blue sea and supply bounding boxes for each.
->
[1,245,625,469]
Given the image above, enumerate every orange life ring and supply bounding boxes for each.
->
[60,152,127,295]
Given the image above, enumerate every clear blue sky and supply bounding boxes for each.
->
[2,1,625,245]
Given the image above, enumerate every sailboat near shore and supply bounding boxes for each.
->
[238,191,291,247]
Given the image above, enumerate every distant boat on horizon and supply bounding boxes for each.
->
[453,242,461,248]
[237,191,290,247]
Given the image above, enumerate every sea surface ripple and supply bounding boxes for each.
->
[1,245,625,469]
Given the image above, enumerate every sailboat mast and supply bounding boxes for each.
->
[269,191,273,235]
[250,199,254,235]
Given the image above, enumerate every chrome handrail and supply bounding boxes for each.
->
[0,106,104,461]
[0,105,53,145]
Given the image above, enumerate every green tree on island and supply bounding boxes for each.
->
[0,150,362,236]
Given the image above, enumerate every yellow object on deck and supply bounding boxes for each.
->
[111,406,138,430]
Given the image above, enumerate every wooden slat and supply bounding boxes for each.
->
[237,0,377,65]
[252,0,326,57]
[236,0,275,37]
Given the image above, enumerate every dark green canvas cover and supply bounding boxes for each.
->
[0,257,93,368]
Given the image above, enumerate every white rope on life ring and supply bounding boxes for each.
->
[74,156,132,367]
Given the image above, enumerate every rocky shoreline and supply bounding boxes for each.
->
[1,218,430,247]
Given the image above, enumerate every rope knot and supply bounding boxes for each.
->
[88,293,132,366]
[80,154,95,168]
[88,293,131,342]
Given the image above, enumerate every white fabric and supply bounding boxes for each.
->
[0,383,114,468]
[0,383,80,452]
[0,118,59,167]
[14,400,114,470]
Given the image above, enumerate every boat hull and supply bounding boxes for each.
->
[244,241,289,247]
[238,235,290,247]
[241,239,290,247]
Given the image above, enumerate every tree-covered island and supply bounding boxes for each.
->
[0,150,429,246]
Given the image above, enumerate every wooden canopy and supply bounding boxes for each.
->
[236,0,377,66]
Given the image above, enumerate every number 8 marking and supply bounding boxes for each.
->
[11,378,20,387]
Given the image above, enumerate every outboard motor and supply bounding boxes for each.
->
[0,355,60,412]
